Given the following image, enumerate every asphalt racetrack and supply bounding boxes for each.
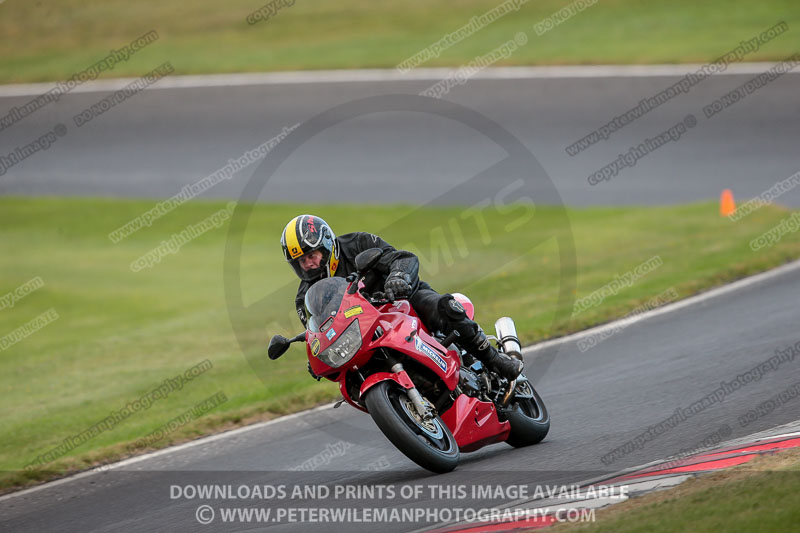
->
[1,66,798,207]
[2,258,800,532]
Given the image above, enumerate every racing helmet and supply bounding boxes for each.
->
[280,215,339,281]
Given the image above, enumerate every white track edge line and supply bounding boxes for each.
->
[0,402,335,503]
[3,258,799,503]
[0,63,796,97]
[521,258,800,356]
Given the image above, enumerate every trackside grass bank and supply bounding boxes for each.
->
[1,196,799,492]
[1,0,799,83]
[552,448,800,533]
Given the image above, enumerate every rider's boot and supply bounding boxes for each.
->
[436,293,522,380]
[465,328,523,381]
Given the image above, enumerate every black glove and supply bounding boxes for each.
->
[307,361,321,381]
[384,272,412,300]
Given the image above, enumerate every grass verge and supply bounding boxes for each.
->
[1,0,799,83]
[551,448,800,532]
[1,195,799,493]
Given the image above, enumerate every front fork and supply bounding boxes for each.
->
[391,363,435,420]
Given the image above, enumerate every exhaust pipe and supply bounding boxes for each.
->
[495,317,522,406]
[494,317,522,359]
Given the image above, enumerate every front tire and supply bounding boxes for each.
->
[503,378,550,448]
[364,381,460,473]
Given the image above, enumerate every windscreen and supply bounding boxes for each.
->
[304,277,348,332]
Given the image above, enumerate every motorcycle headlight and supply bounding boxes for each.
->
[318,319,362,368]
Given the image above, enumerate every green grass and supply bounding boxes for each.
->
[1,0,799,83]
[1,195,800,492]
[552,449,800,532]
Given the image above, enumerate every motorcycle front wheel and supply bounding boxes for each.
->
[364,381,459,473]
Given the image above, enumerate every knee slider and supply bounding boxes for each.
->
[438,293,467,320]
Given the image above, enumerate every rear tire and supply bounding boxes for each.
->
[503,379,550,448]
[364,381,460,473]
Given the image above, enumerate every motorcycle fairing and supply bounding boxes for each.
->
[440,394,511,452]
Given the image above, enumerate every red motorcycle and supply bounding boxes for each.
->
[269,249,549,473]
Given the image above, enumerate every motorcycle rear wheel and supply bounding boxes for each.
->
[503,379,550,448]
[364,381,459,473]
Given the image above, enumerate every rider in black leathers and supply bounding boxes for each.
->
[280,214,523,381]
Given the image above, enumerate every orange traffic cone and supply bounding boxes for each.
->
[720,189,736,217]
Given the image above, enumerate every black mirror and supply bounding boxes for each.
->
[268,335,291,360]
[354,248,383,273]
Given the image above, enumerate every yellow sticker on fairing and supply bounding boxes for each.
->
[311,338,321,356]
[344,306,363,318]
